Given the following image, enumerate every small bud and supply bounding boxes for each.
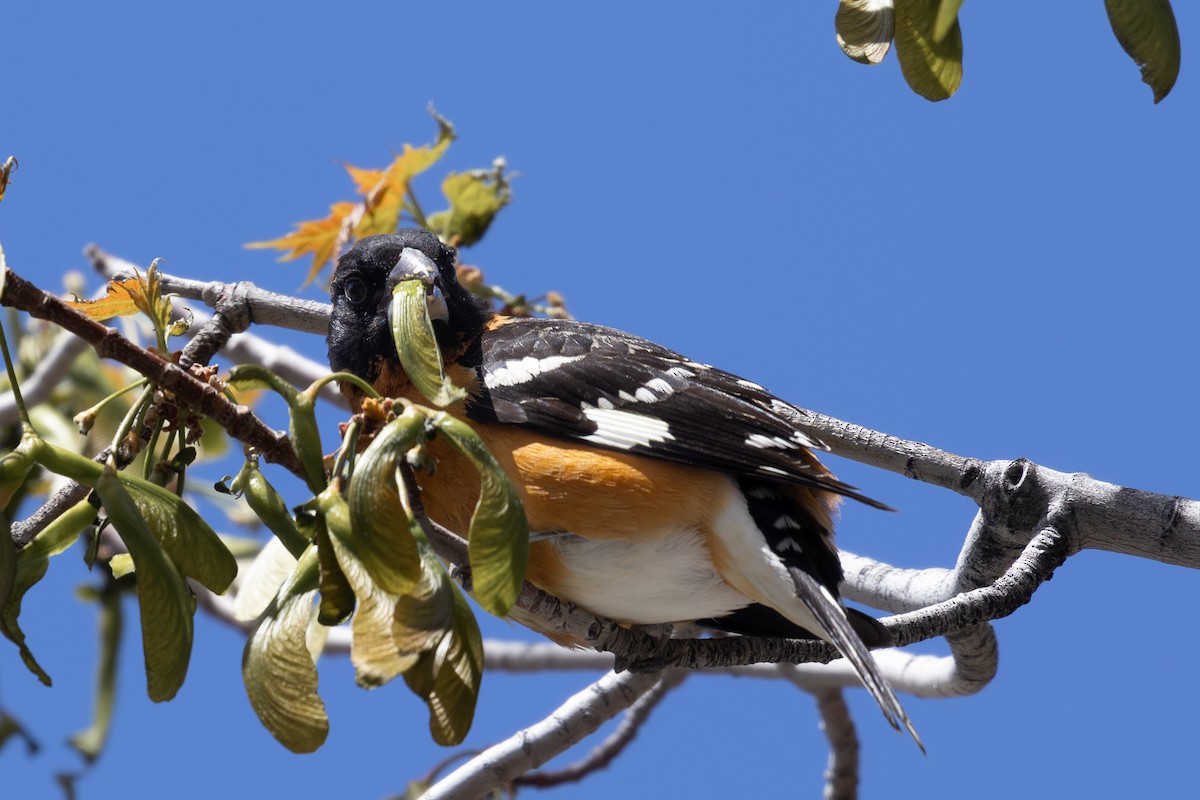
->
[73,409,97,435]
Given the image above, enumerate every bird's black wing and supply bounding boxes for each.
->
[462,318,884,508]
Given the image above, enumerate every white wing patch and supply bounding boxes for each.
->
[774,515,802,530]
[746,433,801,451]
[581,407,675,449]
[775,536,803,553]
[618,378,676,405]
[484,355,585,388]
[768,400,826,450]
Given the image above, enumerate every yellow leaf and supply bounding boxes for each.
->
[351,134,456,240]
[382,140,451,196]
[66,277,145,321]
[343,163,385,196]
[245,202,357,286]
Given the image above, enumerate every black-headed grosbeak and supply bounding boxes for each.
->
[328,229,916,741]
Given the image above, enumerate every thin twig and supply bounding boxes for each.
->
[514,670,687,789]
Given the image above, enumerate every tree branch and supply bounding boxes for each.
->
[0,329,90,427]
[421,669,665,800]
[0,267,304,481]
[814,688,859,800]
[86,245,331,336]
[88,248,342,405]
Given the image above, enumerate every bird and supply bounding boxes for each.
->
[327,228,918,743]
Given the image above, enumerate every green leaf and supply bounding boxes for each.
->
[233,537,298,623]
[0,500,92,684]
[894,0,963,101]
[121,478,237,594]
[347,412,425,595]
[933,0,964,43]
[323,506,421,688]
[401,579,484,746]
[231,460,309,558]
[426,167,512,247]
[391,535,456,658]
[68,583,121,762]
[95,466,193,702]
[242,545,329,753]
[227,365,326,492]
[1104,0,1180,103]
[432,414,528,616]
[27,440,236,593]
[391,281,468,408]
[315,511,356,626]
[835,0,895,65]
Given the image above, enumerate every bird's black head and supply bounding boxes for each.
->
[327,230,492,386]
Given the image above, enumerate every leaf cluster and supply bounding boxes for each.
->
[246,109,514,286]
[836,0,1181,102]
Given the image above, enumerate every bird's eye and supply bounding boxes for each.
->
[343,277,368,306]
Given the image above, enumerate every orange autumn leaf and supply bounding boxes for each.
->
[343,164,385,196]
[66,276,146,320]
[245,201,357,286]
[249,110,457,284]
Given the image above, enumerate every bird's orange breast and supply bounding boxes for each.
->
[412,421,732,592]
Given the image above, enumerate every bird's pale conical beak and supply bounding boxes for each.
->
[382,247,449,322]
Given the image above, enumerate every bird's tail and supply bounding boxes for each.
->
[790,568,923,751]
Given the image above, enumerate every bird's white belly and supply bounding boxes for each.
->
[547,527,750,624]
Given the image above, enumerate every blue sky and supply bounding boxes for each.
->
[3,2,1198,797]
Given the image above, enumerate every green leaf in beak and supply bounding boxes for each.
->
[391,280,467,408]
